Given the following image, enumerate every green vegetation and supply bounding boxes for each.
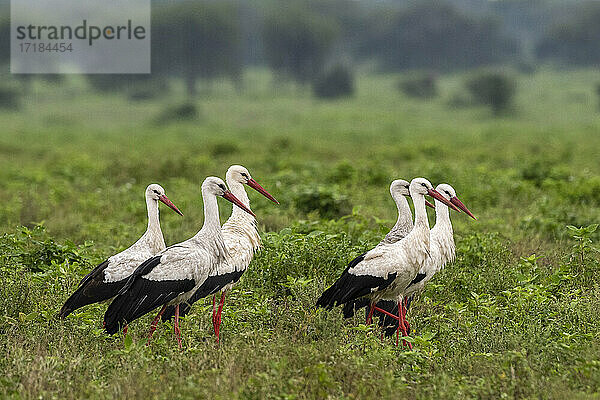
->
[0,69,599,399]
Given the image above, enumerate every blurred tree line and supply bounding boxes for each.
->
[0,0,599,101]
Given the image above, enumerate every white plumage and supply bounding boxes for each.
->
[214,165,268,285]
[378,180,414,245]
[362,179,433,302]
[404,183,475,297]
[104,185,171,282]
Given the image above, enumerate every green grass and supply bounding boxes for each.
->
[1,68,599,399]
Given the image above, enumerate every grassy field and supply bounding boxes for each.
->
[1,68,599,399]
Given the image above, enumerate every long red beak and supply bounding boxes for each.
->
[427,189,460,212]
[247,178,279,204]
[425,200,435,209]
[451,196,477,220]
[158,194,184,216]
[222,190,256,218]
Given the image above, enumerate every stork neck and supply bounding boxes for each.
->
[145,196,161,234]
[434,200,451,228]
[411,193,430,231]
[196,190,222,238]
[227,179,253,221]
[391,193,413,233]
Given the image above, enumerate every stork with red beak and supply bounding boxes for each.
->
[317,178,456,346]
[160,165,279,343]
[379,183,476,341]
[58,184,183,320]
[341,179,436,319]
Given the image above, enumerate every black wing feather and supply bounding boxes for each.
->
[342,297,370,318]
[407,272,426,288]
[103,255,195,334]
[58,260,127,319]
[79,259,108,286]
[316,252,397,309]
[162,270,245,322]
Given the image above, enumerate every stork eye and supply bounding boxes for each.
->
[219,184,226,190]
[153,190,160,194]
[446,191,451,196]
[421,183,427,187]
[241,173,248,178]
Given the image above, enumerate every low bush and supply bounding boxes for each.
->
[154,102,199,124]
[293,186,352,219]
[399,73,437,99]
[0,86,20,110]
[313,65,354,99]
[466,71,516,114]
[211,141,239,157]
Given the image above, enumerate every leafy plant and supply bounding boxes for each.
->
[0,225,89,273]
[567,224,598,264]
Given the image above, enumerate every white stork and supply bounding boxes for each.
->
[374,183,476,341]
[316,178,454,346]
[103,177,254,348]
[58,184,183,320]
[160,165,279,342]
[340,179,437,325]
[389,184,476,334]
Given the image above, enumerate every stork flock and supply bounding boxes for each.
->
[59,165,475,349]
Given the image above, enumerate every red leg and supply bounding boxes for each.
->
[366,302,376,325]
[398,300,407,347]
[147,305,167,346]
[174,304,182,350]
[396,301,401,346]
[373,306,401,321]
[214,291,226,343]
[212,294,217,330]
[399,299,412,350]
[122,324,128,336]
[403,304,411,335]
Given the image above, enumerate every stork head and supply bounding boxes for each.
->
[226,165,279,204]
[410,178,458,211]
[202,177,256,217]
[436,183,476,220]
[145,184,183,216]
[391,179,435,209]
[390,179,410,197]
